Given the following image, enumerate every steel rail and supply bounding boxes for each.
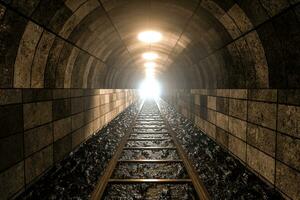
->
[157,100,211,200]
[90,102,144,200]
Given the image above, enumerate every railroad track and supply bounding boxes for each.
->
[91,100,210,200]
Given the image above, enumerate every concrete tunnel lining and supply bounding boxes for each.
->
[0,0,300,199]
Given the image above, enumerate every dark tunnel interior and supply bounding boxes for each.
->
[0,0,299,199]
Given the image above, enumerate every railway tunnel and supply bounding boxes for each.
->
[0,0,299,199]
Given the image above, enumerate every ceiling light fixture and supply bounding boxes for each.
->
[138,31,162,43]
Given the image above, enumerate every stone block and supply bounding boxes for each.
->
[24,124,53,157]
[229,99,247,120]
[216,112,229,131]
[54,117,71,141]
[0,104,23,137]
[260,0,289,17]
[229,89,247,99]
[216,128,229,148]
[22,89,52,103]
[0,89,22,105]
[276,161,300,199]
[72,128,85,148]
[247,145,275,183]
[216,97,229,114]
[277,133,300,171]
[54,135,72,162]
[247,123,276,156]
[25,145,53,184]
[248,101,277,129]
[0,162,24,199]
[0,134,23,171]
[52,99,71,120]
[229,135,246,162]
[207,96,216,110]
[23,101,52,130]
[72,112,84,131]
[228,117,246,141]
[277,104,300,138]
[53,89,70,99]
[71,97,85,114]
[207,109,216,124]
[248,89,277,102]
[278,89,300,106]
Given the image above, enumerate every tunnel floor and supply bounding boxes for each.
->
[18,100,283,200]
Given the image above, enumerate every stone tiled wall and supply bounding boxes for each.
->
[163,89,300,200]
[0,89,137,199]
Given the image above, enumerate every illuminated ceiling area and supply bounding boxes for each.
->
[1,0,299,89]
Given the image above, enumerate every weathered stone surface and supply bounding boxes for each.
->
[216,127,229,148]
[278,89,300,106]
[207,96,216,110]
[260,0,289,17]
[0,133,23,171]
[24,124,53,156]
[228,134,246,162]
[277,133,300,171]
[216,112,229,131]
[23,101,52,130]
[0,89,22,105]
[72,128,85,148]
[248,89,277,102]
[228,117,246,141]
[0,162,24,200]
[247,123,276,156]
[53,117,71,141]
[247,145,275,183]
[72,112,84,131]
[22,89,53,103]
[54,134,72,162]
[0,104,23,137]
[216,97,229,114]
[248,101,277,129]
[71,96,85,114]
[277,104,300,138]
[228,4,253,33]
[25,145,53,184]
[52,99,71,120]
[276,161,300,200]
[229,99,247,120]
[14,21,43,88]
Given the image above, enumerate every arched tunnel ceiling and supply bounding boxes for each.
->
[0,0,299,89]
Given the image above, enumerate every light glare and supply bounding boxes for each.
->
[144,62,156,68]
[138,31,162,43]
[139,78,161,99]
[142,52,158,60]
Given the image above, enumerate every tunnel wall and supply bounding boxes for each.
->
[163,89,300,199]
[0,89,137,199]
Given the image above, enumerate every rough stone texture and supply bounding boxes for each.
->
[0,89,137,199]
[228,117,246,141]
[277,133,300,171]
[277,104,300,138]
[23,101,52,130]
[276,162,300,200]
[247,145,275,183]
[164,89,300,199]
[248,101,277,130]
[0,162,24,200]
[229,99,247,120]
[25,145,53,184]
[247,123,276,156]
[0,104,23,138]
[0,133,23,171]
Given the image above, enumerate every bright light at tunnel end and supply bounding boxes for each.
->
[138,78,161,100]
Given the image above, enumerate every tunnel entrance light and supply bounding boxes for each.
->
[144,62,156,69]
[142,52,158,60]
[138,31,162,43]
[139,78,161,99]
